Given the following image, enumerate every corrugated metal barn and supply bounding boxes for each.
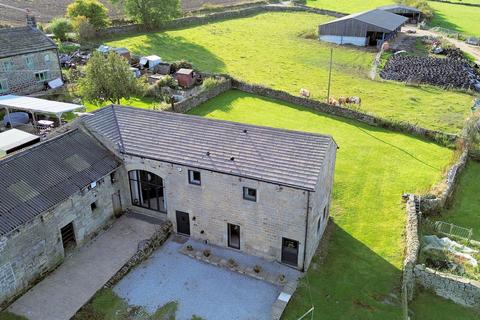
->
[318,9,408,47]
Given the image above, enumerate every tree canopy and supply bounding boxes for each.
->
[115,0,181,29]
[66,0,110,29]
[79,52,142,105]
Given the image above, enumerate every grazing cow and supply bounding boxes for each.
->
[328,97,339,106]
[300,88,311,98]
[347,96,362,105]
[338,97,347,106]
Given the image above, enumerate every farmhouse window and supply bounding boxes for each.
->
[35,71,48,82]
[188,170,201,185]
[90,201,98,212]
[0,79,8,93]
[44,54,51,63]
[0,59,13,72]
[243,187,257,202]
[129,170,166,213]
[25,55,35,69]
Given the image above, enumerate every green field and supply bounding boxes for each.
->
[436,160,480,240]
[105,12,472,134]
[188,90,454,319]
[410,290,480,319]
[429,1,480,36]
[306,0,480,36]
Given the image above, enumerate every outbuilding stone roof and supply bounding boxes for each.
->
[0,129,121,236]
[0,26,57,59]
[83,106,336,191]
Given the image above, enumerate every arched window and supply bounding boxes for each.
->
[129,170,166,213]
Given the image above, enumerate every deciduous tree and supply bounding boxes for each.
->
[114,0,181,29]
[67,0,110,29]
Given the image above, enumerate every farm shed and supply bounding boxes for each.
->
[378,5,422,23]
[175,68,195,88]
[319,9,408,47]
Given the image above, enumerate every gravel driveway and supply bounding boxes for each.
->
[113,239,282,320]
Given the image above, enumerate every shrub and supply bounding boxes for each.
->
[118,0,181,29]
[170,60,193,74]
[253,265,262,273]
[72,15,96,42]
[67,0,110,29]
[158,75,177,88]
[49,17,73,41]
[201,77,219,90]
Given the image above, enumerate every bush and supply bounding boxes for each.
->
[170,60,193,74]
[67,0,110,29]
[201,77,219,90]
[158,75,177,88]
[49,17,73,41]
[72,15,96,42]
[119,0,181,29]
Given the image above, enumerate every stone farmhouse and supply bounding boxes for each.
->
[0,27,61,96]
[0,105,337,307]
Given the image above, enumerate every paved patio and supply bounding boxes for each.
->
[8,214,164,320]
[114,238,298,320]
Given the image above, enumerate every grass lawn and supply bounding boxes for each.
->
[428,1,480,36]
[435,160,480,240]
[105,12,472,134]
[410,290,480,319]
[305,0,391,13]
[83,96,159,112]
[189,90,454,319]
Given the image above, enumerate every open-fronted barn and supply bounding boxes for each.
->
[318,9,408,47]
[378,4,422,23]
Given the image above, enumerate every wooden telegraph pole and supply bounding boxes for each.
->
[327,48,333,101]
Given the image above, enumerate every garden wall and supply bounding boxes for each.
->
[98,4,346,37]
[168,78,232,113]
[414,265,480,309]
[403,195,421,301]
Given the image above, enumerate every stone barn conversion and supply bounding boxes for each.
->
[378,5,422,23]
[0,106,338,307]
[319,9,408,46]
[0,27,61,96]
[0,129,122,307]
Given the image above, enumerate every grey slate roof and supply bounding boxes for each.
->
[0,26,57,59]
[83,106,336,191]
[0,129,120,236]
[322,9,408,32]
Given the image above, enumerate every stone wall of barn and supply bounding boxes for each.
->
[0,49,61,96]
[119,155,319,270]
[304,140,337,270]
[0,171,121,308]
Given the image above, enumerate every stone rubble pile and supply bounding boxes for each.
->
[380,54,480,92]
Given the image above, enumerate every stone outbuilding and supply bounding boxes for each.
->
[0,26,61,96]
[319,9,408,46]
[0,129,121,307]
[84,106,338,272]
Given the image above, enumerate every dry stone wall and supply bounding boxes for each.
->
[414,265,480,309]
[403,195,420,301]
[98,4,347,37]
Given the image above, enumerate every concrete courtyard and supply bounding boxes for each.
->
[114,238,298,320]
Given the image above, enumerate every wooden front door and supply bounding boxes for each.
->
[176,211,190,236]
[112,191,122,217]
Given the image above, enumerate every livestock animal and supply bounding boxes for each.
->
[338,97,347,106]
[328,97,339,106]
[347,96,361,105]
[300,88,311,98]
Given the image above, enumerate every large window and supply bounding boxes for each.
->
[25,55,35,69]
[0,58,13,72]
[129,170,166,213]
[35,70,48,82]
[0,79,8,93]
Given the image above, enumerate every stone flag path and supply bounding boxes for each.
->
[8,214,163,320]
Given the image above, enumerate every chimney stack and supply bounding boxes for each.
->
[25,8,37,29]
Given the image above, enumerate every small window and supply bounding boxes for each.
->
[90,202,98,212]
[35,71,49,82]
[25,55,35,69]
[0,79,8,93]
[0,59,13,72]
[188,170,201,185]
[243,187,257,202]
[323,206,328,221]
[110,172,116,184]
[317,217,321,234]
[44,54,51,63]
